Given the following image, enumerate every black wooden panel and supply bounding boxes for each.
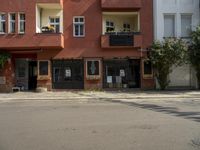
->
[52,60,84,89]
[109,35,133,46]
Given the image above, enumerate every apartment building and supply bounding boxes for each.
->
[153,0,200,89]
[0,0,154,92]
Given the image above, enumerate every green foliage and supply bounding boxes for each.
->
[150,38,188,90]
[0,52,11,69]
[190,26,200,89]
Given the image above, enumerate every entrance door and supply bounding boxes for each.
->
[52,60,84,89]
[15,59,29,90]
[28,61,37,90]
[15,59,37,91]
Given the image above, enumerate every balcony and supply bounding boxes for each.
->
[101,33,142,48]
[36,3,63,34]
[101,0,142,9]
[0,33,64,50]
[101,12,141,48]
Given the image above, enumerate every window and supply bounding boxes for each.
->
[164,15,175,37]
[38,61,49,76]
[123,23,131,32]
[0,13,6,34]
[106,21,115,33]
[143,60,153,78]
[53,67,62,82]
[181,15,192,37]
[9,13,16,33]
[19,13,25,34]
[49,17,60,33]
[86,60,101,79]
[73,16,85,37]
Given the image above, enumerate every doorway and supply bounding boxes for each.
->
[15,59,37,91]
[28,61,37,90]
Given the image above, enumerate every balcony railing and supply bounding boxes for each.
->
[101,0,142,9]
[0,33,64,50]
[101,32,142,48]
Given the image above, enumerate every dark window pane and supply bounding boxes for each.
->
[39,61,48,76]
[74,25,79,35]
[80,24,84,35]
[54,68,61,82]
[144,61,152,75]
[80,18,84,22]
[74,18,79,22]
[87,61,99,75]
[55,18,60,23]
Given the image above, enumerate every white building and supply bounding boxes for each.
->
[153,0,200,89]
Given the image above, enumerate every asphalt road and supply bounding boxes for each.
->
[0,99,200,150]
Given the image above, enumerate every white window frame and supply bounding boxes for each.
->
[37,60,51,80]
[181,14,192,38]
[73,16,85,37]
[9,13,16,33]
[163,14,176,38]
[0,13,6,34]
[86,59,101,80]
[105,20,115,33]
[18,13,25,34]
[49,16,60,33]
[142,59,153,79]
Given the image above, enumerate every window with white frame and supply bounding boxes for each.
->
[123,23,131,32]
[0,13,6,33]
[86,60,101,80]
[19,13,25,34]
[106,21,115,33]
[49,17,60,33]
[164,15,175,37]
[73,16,85,37]
[181,14,192,38]
[9,13,16,33]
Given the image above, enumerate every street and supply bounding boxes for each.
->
[0,91,200,150]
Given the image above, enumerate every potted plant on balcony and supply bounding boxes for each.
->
[41,26,55,33]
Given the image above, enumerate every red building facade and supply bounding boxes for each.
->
[0,0,154,92]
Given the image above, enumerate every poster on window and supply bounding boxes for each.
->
[65,68,71,77]
[120,69,125,77]
[107,76,112,83]
[87,60,100,76]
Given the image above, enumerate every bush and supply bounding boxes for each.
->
[190,26,200,89]
[150,38,188,90]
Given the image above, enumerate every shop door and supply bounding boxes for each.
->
[52,60,84,89]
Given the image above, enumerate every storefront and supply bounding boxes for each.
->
[103,59,141,89]
[52,60,84,89]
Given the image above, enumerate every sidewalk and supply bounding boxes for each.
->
[0,90,200,101]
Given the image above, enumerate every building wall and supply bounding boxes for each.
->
[0,0,155,91]
[153,0,200,89]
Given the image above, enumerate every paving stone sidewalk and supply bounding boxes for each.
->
[0,90,200,101]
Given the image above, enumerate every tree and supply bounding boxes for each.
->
[150,38,188,90]
[0,52,10,69]
[190,26,200,89]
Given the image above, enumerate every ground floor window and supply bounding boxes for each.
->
[86,60,101,80]
[52,60,84,89]
[143,60,153,78]
[103,59,140,88]
[38,60,49,76]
